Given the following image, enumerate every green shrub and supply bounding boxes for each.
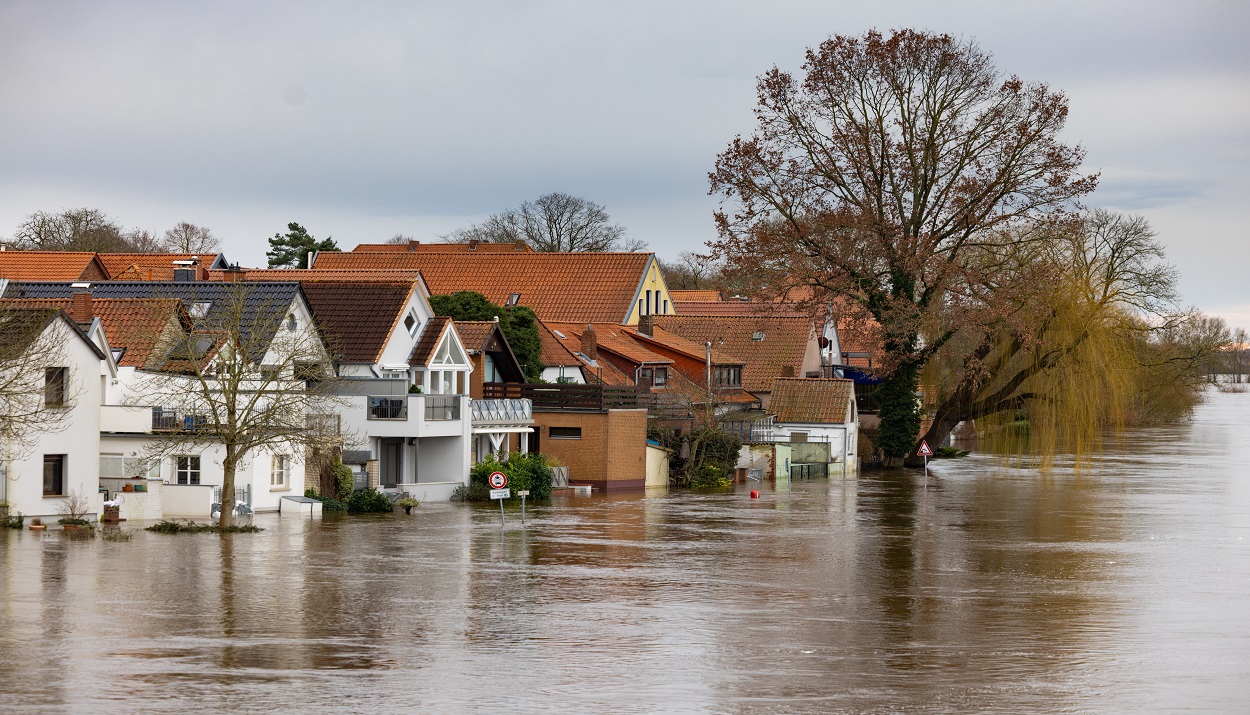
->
[933,446,970,458]
[450,483,491,502]
[145,520,262,534]
[319,497,348,512]
[57,517,92,527]
[333,462,355,500]
[347,488,394,513]
[467,452,554,500]
[3,511,23,529]
[691,462,732,489]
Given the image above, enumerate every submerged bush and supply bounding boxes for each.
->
[466,452,555,501]
[145,520,262,534]
[347,488,394,513]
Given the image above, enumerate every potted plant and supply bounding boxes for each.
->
[395,495,421,514]
[29,517,46,531]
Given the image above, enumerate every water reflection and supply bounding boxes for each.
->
[1,390,1248,713]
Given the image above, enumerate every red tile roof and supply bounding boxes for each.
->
[98,253,219,281]
[350,241,534,253]
[225,268,426,283]
[630,325,743,365]
[297,281,417,364]
[536,320,584,368]
[654,314,817,393]
[768,378,855,424]
[545,322,673,366]
[0,296,184,367]
[669,290,721,303]
[0,251,107,281]
[310,251,654,323]
[408,316,452,366]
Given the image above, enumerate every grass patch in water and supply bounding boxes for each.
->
[145,520,262,534]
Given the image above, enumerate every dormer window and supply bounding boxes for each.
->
[404,310,420,337]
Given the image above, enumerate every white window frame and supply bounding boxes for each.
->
[270,455,290,489]
[175,455,201,485]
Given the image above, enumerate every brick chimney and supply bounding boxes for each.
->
[468,239,480,251]
[514,239,526,251]
[407,240,420,252]
[70,290,93,324]
[580,324,598,361]
[637,313,654,337]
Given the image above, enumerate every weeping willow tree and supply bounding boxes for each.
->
[919,210,1221,464]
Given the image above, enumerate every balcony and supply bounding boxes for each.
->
[481,383,637,411]
[368,396,407,420]
[424,394,461,421]
[470,398,532,424]
[151,407,208,432]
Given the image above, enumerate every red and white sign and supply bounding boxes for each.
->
[488,471,508,489]
[917,440,933,458]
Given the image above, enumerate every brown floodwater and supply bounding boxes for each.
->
[2,390,1249,713]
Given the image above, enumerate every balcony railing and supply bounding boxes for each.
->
[424,394,461,421]
[368,396,407,420]
[470,398,532,423]
[152,407,208,432]
[481,383,637,411]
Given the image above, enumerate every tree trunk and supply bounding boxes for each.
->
[219,452,237,528]
[903,415,964,467]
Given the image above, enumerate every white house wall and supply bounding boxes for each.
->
[1,319,104,521]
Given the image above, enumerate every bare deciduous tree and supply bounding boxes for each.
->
[443,192,646,252]
[124,285,345,526]
[708,29,1097,462]
[9,208,165,253]
[0,309,77,459]
[162,222,220,253]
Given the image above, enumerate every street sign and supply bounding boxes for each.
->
[488,471,508,489]
[517,490,529,497]
[917,440,933,457]
[490,488,511,500]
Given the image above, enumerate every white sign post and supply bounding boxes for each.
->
[517,490,530,523]
[917,440,933,477]
[489,472,508,526]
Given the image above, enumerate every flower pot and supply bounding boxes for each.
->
[123,484,134,492]
[29,524,46,531]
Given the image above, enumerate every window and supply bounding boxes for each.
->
[404,310,419,336]
[286,314,297,332]
[791,432,809,443]
[663,299,668,314]
[294,362,323,382]
[646,290,652,316]
[714,366,742,387]
[175,455,201,485]
[43,455,65,496]
[260,365,281,382]
[271,455,290,489]
[654,367,668,386]
[549,426,582,440]
[44,367,66,406]
[100,455,156,479]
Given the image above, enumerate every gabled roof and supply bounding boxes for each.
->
[97,253,224,281]
[0,297,184,367]
[654,314,817,393]
[0,307,107,361]
[768,378,855,424]
[349,241,534,253]
[297,281,418,364]
[0,251,107,281]
[455,320,525,382]
[3,282,303,358]
[311,251,655,323]
[408,316,452,366]
[452,320,498,353]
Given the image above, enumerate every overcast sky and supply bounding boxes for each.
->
[1,0,1246,330]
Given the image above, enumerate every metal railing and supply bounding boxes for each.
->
[151,407,208,432]
[424,394,461,421]
[481,383,637,411]
[470,398,532,422]
[368,396,407,420]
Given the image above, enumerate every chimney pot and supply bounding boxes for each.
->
[70,290,93,324]
[637,313,654,337]
[580,324,598,362]
[408,240,420,252]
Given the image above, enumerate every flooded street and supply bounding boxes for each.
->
[2,390,1248,713]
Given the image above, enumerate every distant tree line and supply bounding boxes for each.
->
[6,208,220,253]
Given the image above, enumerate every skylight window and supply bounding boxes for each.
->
[189,302,211,319]
[553,330,566,340]
[752,331,765,341]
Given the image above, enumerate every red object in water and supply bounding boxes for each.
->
[750,490,760,499]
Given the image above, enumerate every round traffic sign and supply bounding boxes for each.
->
[488,471,507,489]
